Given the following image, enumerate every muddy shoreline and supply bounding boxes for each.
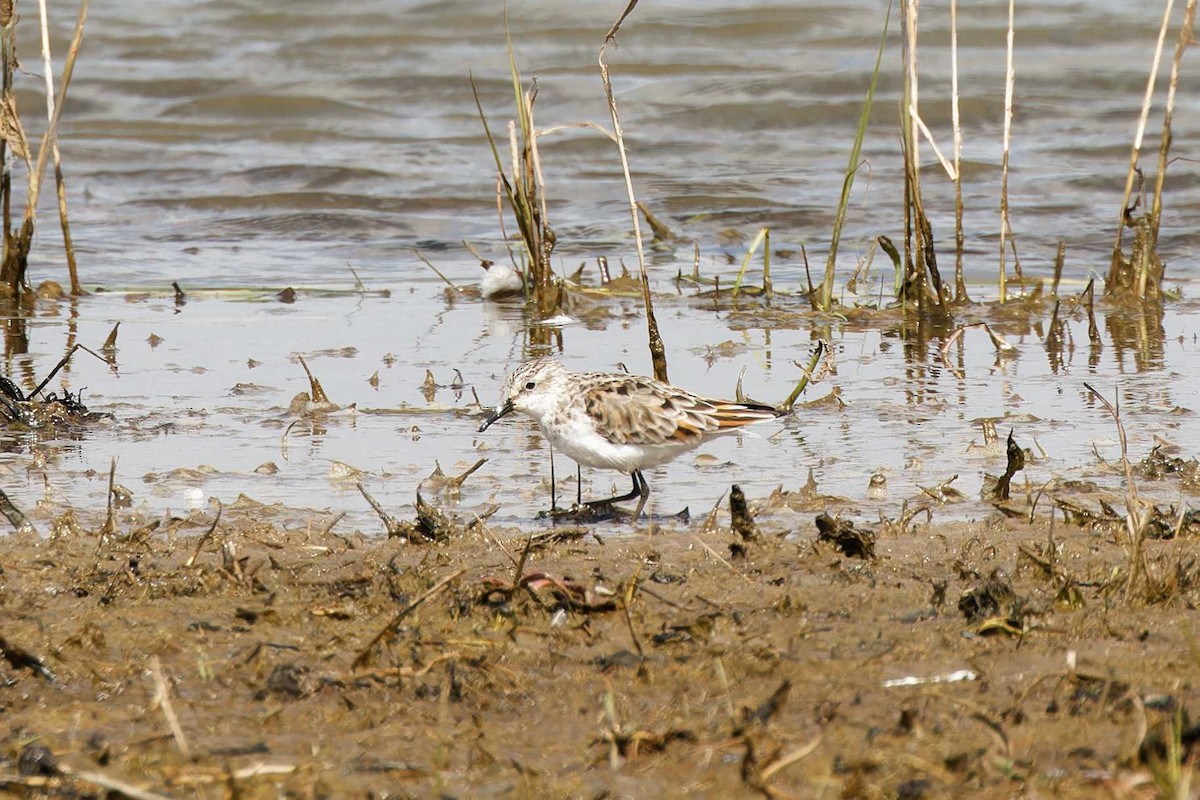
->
[2,491,1195,798]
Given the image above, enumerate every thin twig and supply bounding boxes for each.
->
[759,734,823,781]
[690,534,753,584]
[621,567,644,658]
[29,343,107,399]
[356,481,404,538]
[352,569,466,670]
[1083,383,1150,597]
[55,765,175,800]
[414,250,460,291]
[600,1,667,382]
[184,500,222,568]
[148,656,192,761]
[909,106,957,180]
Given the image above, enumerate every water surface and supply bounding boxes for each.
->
[2,1,1198,531]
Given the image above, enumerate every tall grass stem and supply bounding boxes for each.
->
[1145,0,1198,298]
[822,0,891,312]
[1108,0,1175,292]
[37,0,79,295]
[0,0,87,292]
[998,0,1016,303]
[950,0,967,302]
[600,1,667,383]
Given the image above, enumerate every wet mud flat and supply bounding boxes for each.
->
[2,491,1197,799]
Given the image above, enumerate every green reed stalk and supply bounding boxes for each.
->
[732,226,769,300]
[822,0,891,312]
[779,342,825,412]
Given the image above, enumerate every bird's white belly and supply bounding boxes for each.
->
[539,415,696,473]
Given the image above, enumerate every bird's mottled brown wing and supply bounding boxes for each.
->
[580,376,777,446]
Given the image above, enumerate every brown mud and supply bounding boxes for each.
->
[3,486,1199,799]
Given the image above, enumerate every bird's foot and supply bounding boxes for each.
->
[536,503,689,525]
[538,502,625,523]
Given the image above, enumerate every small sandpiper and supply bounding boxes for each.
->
[478,358,781,519]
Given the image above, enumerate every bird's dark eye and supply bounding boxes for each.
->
[524,381,536,390]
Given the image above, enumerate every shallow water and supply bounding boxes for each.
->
[2,1,1200,531]
[1,287,1197,532]
[23,0,1200,288]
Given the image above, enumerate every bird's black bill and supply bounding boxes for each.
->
[478,400,514,432]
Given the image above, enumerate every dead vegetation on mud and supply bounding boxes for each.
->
[3,483,1200,799]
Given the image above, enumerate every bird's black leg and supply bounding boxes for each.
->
[582,471,650,520]
[576,464,583,507]
[584,472,643,508]
[630,470,650,521]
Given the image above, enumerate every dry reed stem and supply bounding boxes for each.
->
[600,0,667,383]
[184,502,221,568]
[689,533,753,584]
[505,33,555,306]
[414,249,460,291]
[998,0,1016,303]
[899,0,947,314]
[469,21,557,322]
[910,107,956,180]
[758,735,823,781]
[0,0,87,291]
[950,0,967,302]
[1052,241,1066,295]
[0,486,29,531]
[901,0,922,289]
[762,228,772,298]
[1108,0,1175,291]
[53,765,175,800]
[1146,0,1198,297]
[0,14,15,273]
[538,120,618,143]
[491,175,523,288]
[148,656,192,761]
[100,456,117,539]
[37,0,79,295]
